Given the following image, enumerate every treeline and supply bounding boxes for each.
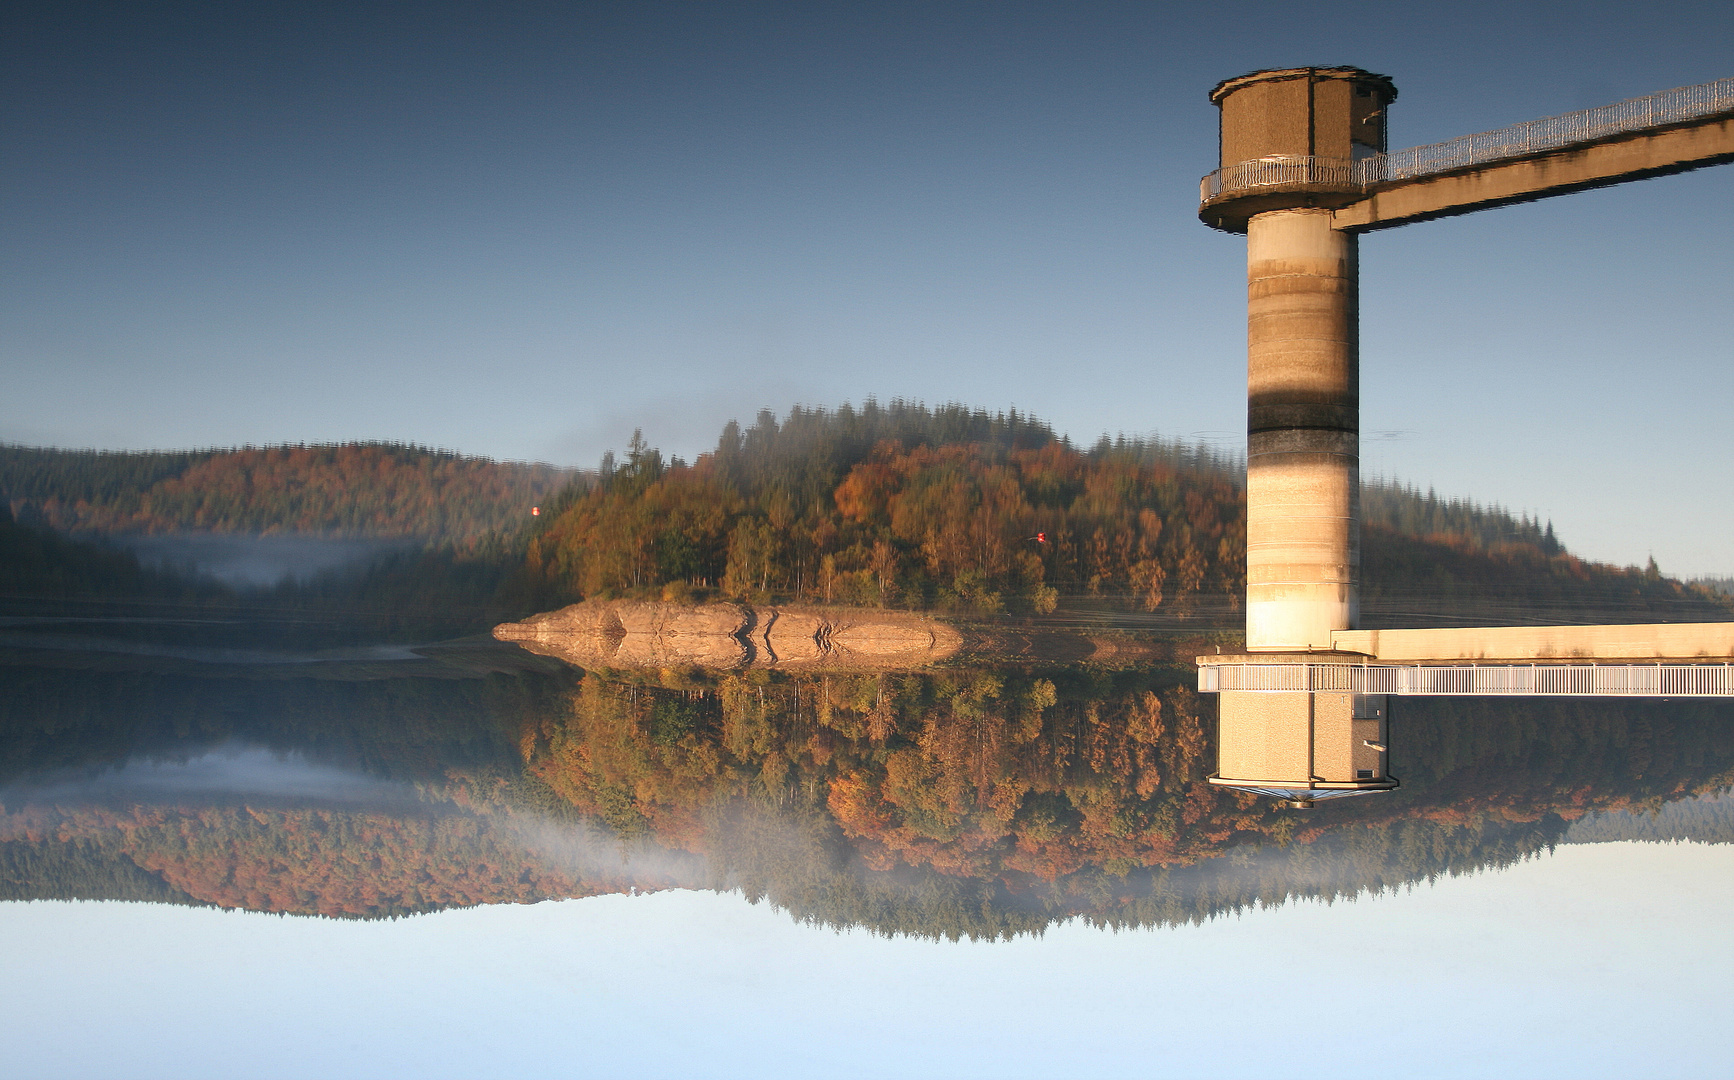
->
[0,806,599,919]
[1,442,579,541]
[7,406,1725,628]
[521,403,1730,624]
[1363,479,1562,553]
[527,403,1243,615]
[1360,525,1731,625]
[1565,792,1734,845]
[1692,577,1734,598]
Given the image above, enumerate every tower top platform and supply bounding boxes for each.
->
[1209,66,1396,105]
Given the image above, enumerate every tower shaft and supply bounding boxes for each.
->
[1201,66,1392,650]
[1245,209,1358,650]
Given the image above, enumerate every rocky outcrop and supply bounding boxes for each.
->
[495,601,752,669]
[751,606,963,668]
[493,600,962,671]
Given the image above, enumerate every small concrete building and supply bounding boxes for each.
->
[1210,690,1396,807]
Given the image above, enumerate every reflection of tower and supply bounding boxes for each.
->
[1210,691,1396,808]
[1207,68,1397,652]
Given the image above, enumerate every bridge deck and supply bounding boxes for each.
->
[1197,660,1734,697]
[1332,623,1734,662]
[1196,623,1734,697]
[1332,112,1734,231]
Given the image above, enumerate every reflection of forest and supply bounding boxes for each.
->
[3,659,1732,936]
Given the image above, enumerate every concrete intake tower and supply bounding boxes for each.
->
[1193,68,1734,805]
[1209,67,1397,651]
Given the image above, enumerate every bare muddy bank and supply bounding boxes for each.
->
[493,600,964,671]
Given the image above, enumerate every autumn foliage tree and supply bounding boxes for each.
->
[524,404,1246,615]
[521,403,1730,625]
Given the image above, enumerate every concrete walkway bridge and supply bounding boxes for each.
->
[1201,74,1734,232]
[1188,70,1734,805]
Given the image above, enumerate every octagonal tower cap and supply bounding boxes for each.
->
[1209,66,1396,105]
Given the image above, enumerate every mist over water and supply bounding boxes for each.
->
[3,746,420,807]
[117,534,415,588]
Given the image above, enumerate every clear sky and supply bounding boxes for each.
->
[3,1,1730,574]
[4,843,1731,1078]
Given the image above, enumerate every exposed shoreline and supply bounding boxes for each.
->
[493,599,1204,672]
[494,599,965,671]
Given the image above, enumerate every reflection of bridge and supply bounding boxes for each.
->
[1190,69,1734,802]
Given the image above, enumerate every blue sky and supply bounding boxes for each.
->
[3,1,1729,573]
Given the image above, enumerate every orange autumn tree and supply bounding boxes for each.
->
[521,404,1247,614]
[517,403,1727,624]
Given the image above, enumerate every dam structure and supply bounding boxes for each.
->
[1192,70,1734,801]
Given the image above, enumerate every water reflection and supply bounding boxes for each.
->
[1211,691,1396,806]
[2,651,1730,935]
[7,746,417,804]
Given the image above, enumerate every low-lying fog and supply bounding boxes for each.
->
[4,746,420,806]
[118,534,415,588]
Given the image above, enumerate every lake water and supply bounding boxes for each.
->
[2,623,1730,1078]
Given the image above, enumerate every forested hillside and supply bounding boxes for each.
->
[6,405,1725,628]
[520,403,1730,625]
[0,442,578,541]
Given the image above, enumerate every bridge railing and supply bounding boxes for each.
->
[1369,76,1734,184]
[1201,76,1734,202]
[1198,661,1734,697]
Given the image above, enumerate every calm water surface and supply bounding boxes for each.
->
[2,621,1730,1078]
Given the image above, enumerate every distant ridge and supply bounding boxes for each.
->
[0,442,581,542]
[5,407,1728,627]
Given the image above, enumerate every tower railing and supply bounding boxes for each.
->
[1199,156,1358,202]
[1201,76,1734,202]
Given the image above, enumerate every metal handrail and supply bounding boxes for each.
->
[1370,76,1734,183]
[1198,661,1734,697]
[1201,76,1734,202]
[1199,155,1359,202]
